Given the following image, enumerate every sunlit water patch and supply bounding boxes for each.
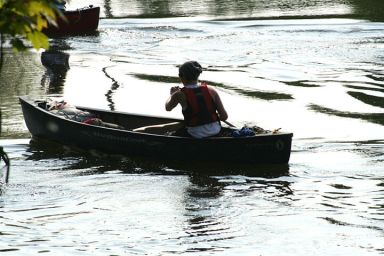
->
[0,135,383,255]
[55,18,384,142]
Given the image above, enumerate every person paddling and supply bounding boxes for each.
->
[165,61,228,138]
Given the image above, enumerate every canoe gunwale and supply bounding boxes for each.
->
[35,99,293,140]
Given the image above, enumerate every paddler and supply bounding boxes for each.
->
[165,61,228,138]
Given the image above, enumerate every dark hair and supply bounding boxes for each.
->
[178,61,203,81]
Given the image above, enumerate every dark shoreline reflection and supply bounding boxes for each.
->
[103,0,113,18]
[349,0,384,21]
[97,0,384,21]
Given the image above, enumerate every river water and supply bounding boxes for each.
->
[1,0,384,255]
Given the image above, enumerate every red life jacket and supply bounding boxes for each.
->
[181,83,219,127]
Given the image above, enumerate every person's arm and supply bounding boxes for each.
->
[208,87,228,121]
[165,86,182,111]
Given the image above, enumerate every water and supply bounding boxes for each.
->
[1,0,384,255]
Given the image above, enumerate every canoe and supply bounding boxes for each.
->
[19,97,293,164]
[43,5,100,36]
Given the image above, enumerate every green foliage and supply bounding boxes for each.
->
[0,0,61,51]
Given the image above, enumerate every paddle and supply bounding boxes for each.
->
[223,120,236,128]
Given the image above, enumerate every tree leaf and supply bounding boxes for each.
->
[26,30,49,49]
[0,0,58,50]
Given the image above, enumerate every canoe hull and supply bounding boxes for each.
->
[19,97,293,164]
[44,6,100,36]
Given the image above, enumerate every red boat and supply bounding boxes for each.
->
[44,5,100,36]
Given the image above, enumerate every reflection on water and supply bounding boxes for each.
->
[133,73,294,101]
[0,146,10,185]
[309,104,384,126]
[41,50,69,94]
[0,136,383,254]
[1,0,384,254]
[26,138,290,177]
[68,0,384,21]
[74,0,352,19]
[102,67,121,111]
[0,139,294,254]
[40,40,72,94]
[348,91,384,108]
[351,0,384,21]
[0,50,46,138]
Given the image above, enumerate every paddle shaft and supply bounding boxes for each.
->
[223,120,236,128]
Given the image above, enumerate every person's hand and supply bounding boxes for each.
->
[170,86,180,94]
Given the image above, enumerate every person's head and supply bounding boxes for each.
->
[178,61,203,84]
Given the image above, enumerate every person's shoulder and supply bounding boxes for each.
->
[205,84,218,94]
[199,82,213,91]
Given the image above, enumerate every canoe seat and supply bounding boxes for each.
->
[132,122,183,135]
